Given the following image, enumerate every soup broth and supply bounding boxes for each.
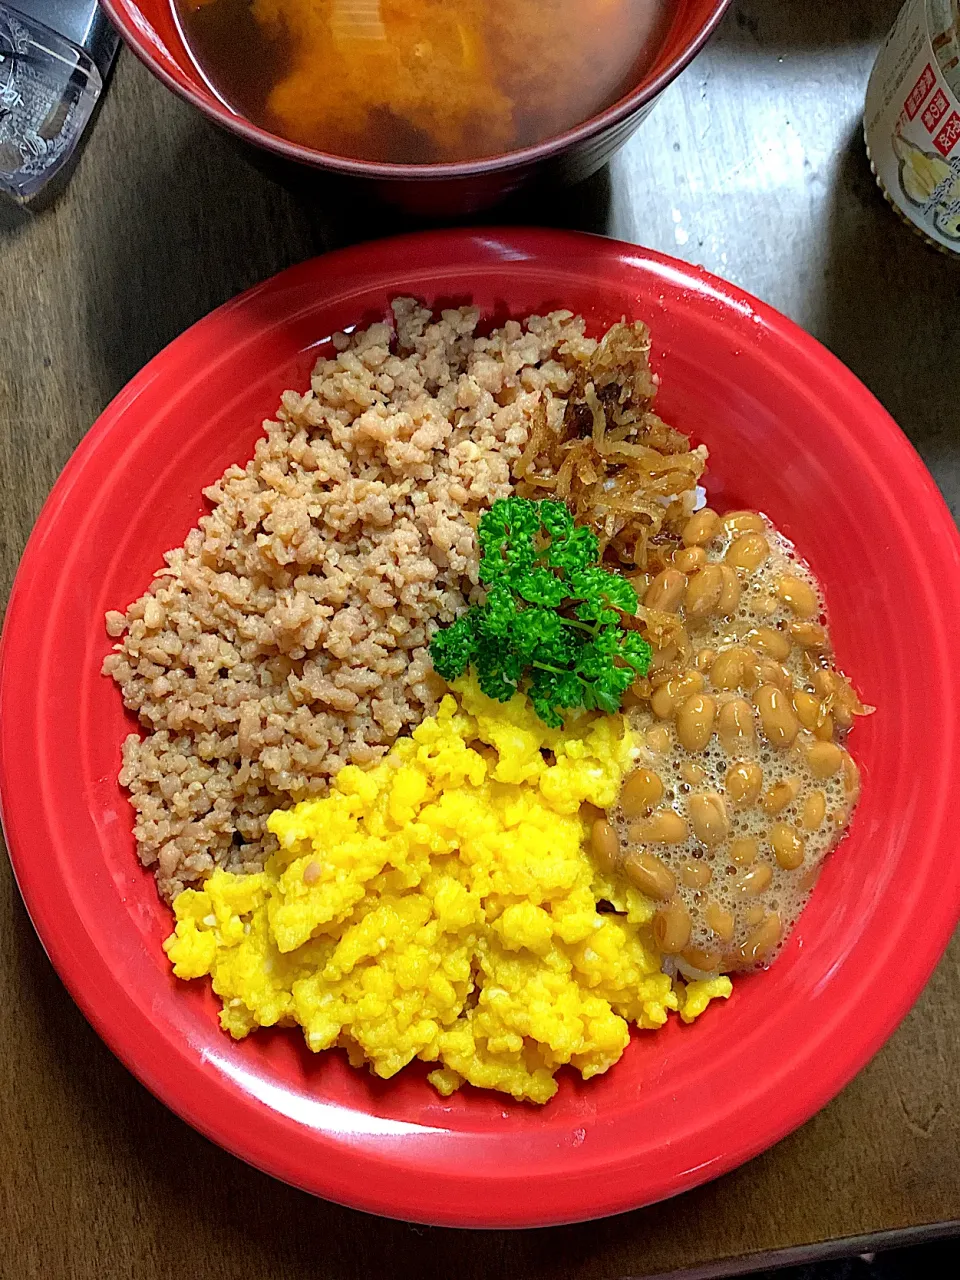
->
[175,0,673,164]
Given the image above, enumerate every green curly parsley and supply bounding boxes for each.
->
[429,497,652,728]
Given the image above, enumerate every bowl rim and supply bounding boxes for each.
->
[99,0,732,179]
[4,228,960,1228]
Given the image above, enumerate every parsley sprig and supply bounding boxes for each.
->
[429,498,652,728]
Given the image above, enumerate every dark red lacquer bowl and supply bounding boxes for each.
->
[3,231,960,1227]
[99,0,731,213]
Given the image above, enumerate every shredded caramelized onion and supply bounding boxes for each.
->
[513,321,707,568]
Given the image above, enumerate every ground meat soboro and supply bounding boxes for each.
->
[103,299,595,901]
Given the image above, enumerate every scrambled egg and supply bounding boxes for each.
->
[164,682,731,1103]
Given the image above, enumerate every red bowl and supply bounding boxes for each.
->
[3,230,960,1228]
[99,0,730,214]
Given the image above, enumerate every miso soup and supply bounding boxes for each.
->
[175,0,673,164]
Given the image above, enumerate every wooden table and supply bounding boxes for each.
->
[2,2,958,1276]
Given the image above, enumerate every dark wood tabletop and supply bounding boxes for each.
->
[2,2,958,1277]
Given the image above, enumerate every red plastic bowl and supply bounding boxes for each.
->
[3,230,960,1228]
[99,0,730,214]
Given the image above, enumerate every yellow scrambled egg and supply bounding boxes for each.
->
[164,682,731,1103]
